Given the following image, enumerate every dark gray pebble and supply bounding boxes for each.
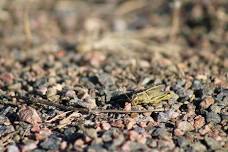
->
[40,136,61,150]
[102,131,113,142]
[192,80,203,90]
[176,137,189,147]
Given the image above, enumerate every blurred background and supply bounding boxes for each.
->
[0,0,227,53]
[0,0,227,85]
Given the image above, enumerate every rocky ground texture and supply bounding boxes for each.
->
[0,0,227,152]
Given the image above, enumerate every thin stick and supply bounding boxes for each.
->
[169,0,181,42]
[23,7,32,45]
[90,108,164,113]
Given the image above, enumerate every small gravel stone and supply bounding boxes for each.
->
[36,86,48,95]
[206,112,221,123]
[7,144,20,152]
[87,144,107,152]
[101,122,111,130]
[122,141,148,152]
[157,112,169,122]
[200,96,214,109]
[152,128,169,139]
[210,104,222,113]
[192,142,207,152]
[46,87,56,97]
[205,136,221,150]
[192,80,203,90]
[176,137,189,147]
[40,136,61,150]
[176,121,194,132]
[64,127,77,141]
[102,131,112,142]
[194,115,205,129]
[221,113,228,121]
[65,90,76,98]
[174,128,184,136]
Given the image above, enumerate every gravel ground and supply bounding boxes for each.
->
[0,0,227,152]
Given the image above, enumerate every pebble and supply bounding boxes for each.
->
[152,128,169,139]
[7,144,20,152]
[87,144,107,152]
[206,112,221,123]
[65,90,76,98]
[122,141,148,152]
[200,96,214,109]
[36,86,47,95]
[126,118,136,130]
[46,87,58,101]
[40,136,61,150]
[157,112,169,122]
[31,149,46,152]
[176,137,189,147]
[146,138,157,148]
[210,104,221,113]
[74,139,84,149]
[192,80,203,90]
[176,121,194,132]
[194,115,205,129]
[174,128,184,136]
[221,113,228,121]
[102,131,112,142]
[64,127,77,141]
[205,136,221,150]
[18,106,42,126]
[101,122,111,130]
[192,142,207,152]
[218,96,228,107]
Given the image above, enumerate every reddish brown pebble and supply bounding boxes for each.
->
[60,141,67,150]
[126,118,136,130]
[35,128,52,141]
[121,141,131,151]
[194,115,205,129]
[74,139,84,148]
[111,120,124,128]
[174,128,184,136]
[84,51,106,67]
[130,113,138,118]
[124,102,131,111]
[21,142,38,152]
[200,96,214,109]
[139,121,147,128]
[128,130,147,144]
[0,73,14,84]
[101,121,111,130]
[19,105,42,125]
[199,124,211,135]
[128,130,139,141]
[31,124,41,132]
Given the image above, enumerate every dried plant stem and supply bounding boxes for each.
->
[170,0,181,42]
[23,8,32,45]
